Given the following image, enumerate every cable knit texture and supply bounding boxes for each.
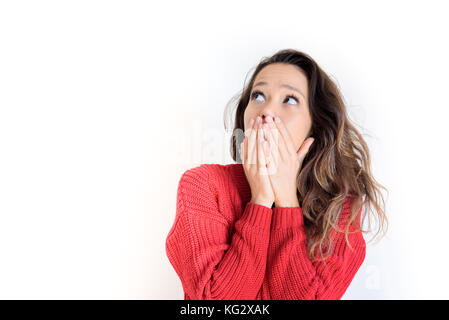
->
[165,163,366,300]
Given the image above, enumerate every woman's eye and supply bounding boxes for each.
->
[285,95,299,105]
[251,91,264,102]
[251,90,299,105]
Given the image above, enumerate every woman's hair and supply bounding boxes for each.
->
[225,48,388,262]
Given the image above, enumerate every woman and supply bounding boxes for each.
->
[165,49,388,300]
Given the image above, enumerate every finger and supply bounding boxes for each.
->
[257,123,268,175]
[263,123,276,163]
[270,124,289,163]
[248,117,258,166]
[264,139,276,175]
[262,124,270,158]
[263,123,279,172]
[266,117,285,163]
[244,136,249,165]
[243,118,253,165]
[240,140,245,164]
[274,116,296,155]
[245,118,254,138]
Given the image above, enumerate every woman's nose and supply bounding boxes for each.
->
[262,115,275,124]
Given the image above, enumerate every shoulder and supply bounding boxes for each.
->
[176,164,236,224]
[179,163,223,186]
[177,163,235,200]
[177,162,246,210]
[179,164,212,185]
[179,163,242,189]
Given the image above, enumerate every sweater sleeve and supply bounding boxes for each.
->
[165,165,273,300]
[266,199,366,300]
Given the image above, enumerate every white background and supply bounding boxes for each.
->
[0,0,448,299]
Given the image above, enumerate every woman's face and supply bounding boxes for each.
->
[244,63,312,153]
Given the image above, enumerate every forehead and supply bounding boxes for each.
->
[254,63,308,95]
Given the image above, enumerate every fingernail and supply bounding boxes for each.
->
[266,117,273,123]
[249,118,254,126]
[256,116,262,124]
[275,116,281,123]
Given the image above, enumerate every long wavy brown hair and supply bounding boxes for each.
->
[225,48,388,262]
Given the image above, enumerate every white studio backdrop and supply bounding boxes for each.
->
[0,0,448,299]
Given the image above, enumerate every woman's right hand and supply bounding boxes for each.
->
[240,116,275,208]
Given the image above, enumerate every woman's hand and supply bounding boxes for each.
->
[263,116,314,207]
[240,116,275,208]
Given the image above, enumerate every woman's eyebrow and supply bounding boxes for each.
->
[253,81,306,99]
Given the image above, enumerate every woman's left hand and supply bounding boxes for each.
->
[262,116,314,207]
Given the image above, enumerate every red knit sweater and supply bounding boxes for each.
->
[165,163,366,300]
